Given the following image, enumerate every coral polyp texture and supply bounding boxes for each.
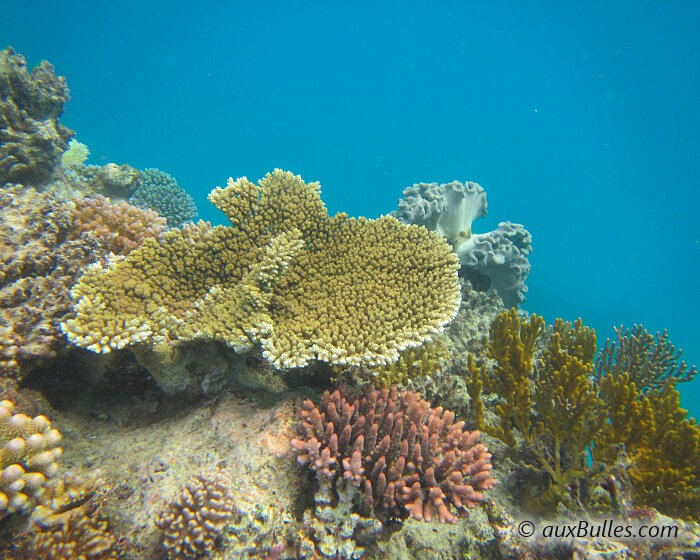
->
[291,386,497,524]
[63,170,461,378]
[0,400,62,518]
[392,180,532,307]
[155,469,235,560]
[0,47,74,186]
[30,504,117,560]
[0,185,106,378]
[129,167,199,227]
[70,195,167,256]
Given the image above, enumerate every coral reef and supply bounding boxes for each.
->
[155,469,235,559]
[291,386,497,524]
[393,180,532,307]
[0,400,62,518]
[0,47,74,187]
[129,168,198,227]
[0,185,106,378]
[596,324,697,392]
[52,162,143,201]
[63,170,461,391]
[70,195,167,256]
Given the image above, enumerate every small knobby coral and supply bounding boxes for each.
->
[70,195,167,256]
[155,470,236,559]
[0,399,63,518]
[291,386,497,524]
[129,168,198,227]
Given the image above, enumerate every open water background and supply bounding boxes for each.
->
[3,1,699,413]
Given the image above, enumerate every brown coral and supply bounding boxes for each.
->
[0,185,106,379]
[30,503,117,560]
[0,47,73,186]
[70,195,167,256]
[63,170,461,377]
[155,470,236,559]
[291,386,497,524]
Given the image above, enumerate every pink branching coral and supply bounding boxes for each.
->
[70,195,166,256]
[291,386,497,523]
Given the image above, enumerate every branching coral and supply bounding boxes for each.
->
[70,195,167,256]
[30,502,117,560]
[129,168,198,227]
[0,47,74,186]
[393,180,532,307]
[155,470,235,559]
[0,400,62,518]
[596,324,697,392]
[63,170,461,390]
[291,386,497,524]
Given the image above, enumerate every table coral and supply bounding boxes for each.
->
[291,386,497,524]
[0,47,73,187]
[63,170,461,384]
[0,400,62,519]
[155,469,235,560]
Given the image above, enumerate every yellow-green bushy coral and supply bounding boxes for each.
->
[595,374,700,518]
[63,170,461,371]
[0,400,62,518]
[366,336,452,388]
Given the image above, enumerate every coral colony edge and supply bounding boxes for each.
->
[0,46,698,560]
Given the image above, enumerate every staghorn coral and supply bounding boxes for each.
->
[0,47,74,187]
[70,195,167,256]
[393,180,532,307]
[63,170,461,390]
[596,324,697,392]
[0,185,107,379]
[129,168,198,227]
[291,386,497,524]
[155,469,236,560]
[0,400,62,518]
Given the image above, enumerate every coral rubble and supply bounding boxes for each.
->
[0,47,73,187]
[393,180,532,307]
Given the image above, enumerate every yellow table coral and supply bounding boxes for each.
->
[62,170,461,374]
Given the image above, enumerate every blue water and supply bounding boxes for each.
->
[4,1,699,414]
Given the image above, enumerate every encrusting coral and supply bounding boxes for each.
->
[69,195,167,256]
[0,400,62,519]
[291,386,497,524]
[129,168,199,227]
[0,185,107,379]
[0,47,74,187]
[63,170,461,387]
[392,180,532,307]
[155,469,236,560]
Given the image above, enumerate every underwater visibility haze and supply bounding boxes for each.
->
[1,1,699,559]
